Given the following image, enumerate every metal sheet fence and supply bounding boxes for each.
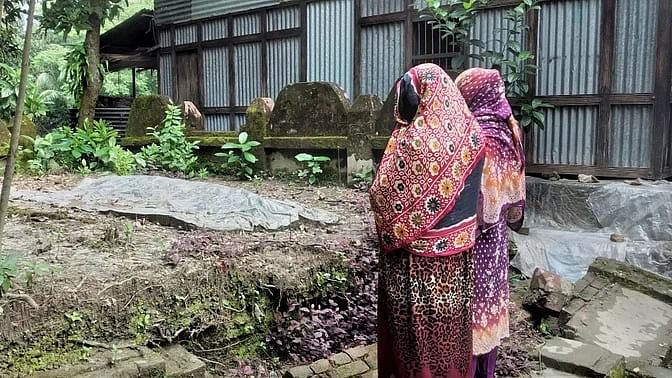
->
[532,106,598,166]
[613,0,658,94]
[267,38,301,100]
[360,22,404,100]
[307,0,355,98]
[609,105,653,168]
[159,54,173,98]
[536,0,601,96]
[234,43,262,106]
[202,47,230,107]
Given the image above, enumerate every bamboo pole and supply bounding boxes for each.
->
[0,0,37,247]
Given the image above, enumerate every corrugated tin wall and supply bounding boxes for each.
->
[190,0,280,22]
[360,22,405,100]
[361,0,404,17]
[202,47,230,107]
[233,13,261,36]
[609,106,653,168]
[175,24,197,45]
[234,43,262,106]
[202,18,228,41]
[536,0,601,96]
[613,0,658,94]
[204,114,232,132]
[307,0,355,98]
[159,30,172,48]
[469,7,523,73]
[532,107,598,166]
[267,38,301,99]
[159,54,173,97]
[267,6,300,31]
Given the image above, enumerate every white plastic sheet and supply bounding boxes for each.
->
[13,175,339,231]
[511,179,672,281]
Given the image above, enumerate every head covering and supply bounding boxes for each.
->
[370,63,485,257]
[455,68,526,230]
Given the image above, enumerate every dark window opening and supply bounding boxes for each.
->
[411,20,462,73]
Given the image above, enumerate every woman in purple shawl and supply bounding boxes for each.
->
[456,68,526,378]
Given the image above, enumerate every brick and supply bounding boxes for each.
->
[573,273,596,294]
[578,286,599,302]
[329,353,352,366]
[310,359,332,374]
[328,360,370,378]
[285,365,314,378]
[345,345,370,360]
[590,276,611,290]
[559,298,587,325]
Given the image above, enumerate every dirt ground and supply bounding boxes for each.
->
[0,174,541,376]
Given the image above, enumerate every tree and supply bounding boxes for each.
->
[0,0,37,245]
[40,0,127,126]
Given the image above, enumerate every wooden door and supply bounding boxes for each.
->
[175,51,201,107]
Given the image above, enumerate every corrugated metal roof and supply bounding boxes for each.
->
[155,0,283,25]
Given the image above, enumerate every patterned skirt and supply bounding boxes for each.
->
[472,219,510,356]
[378,250,474,378]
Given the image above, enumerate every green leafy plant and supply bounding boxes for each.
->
[25,119,143,175]
[295,153,331,185]
[140,105,200,176]
[352,166,374,187]
[423,0,488,70]
[425,0,554,130]
[215,131,261,180]
[0,254,19,296]
[0,63,59,120]
[24,262,51,289]
[61,43,106,107]
[521,98,554,130]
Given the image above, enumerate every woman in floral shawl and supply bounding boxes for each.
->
[371,63,485,378]
[455,68,526,378]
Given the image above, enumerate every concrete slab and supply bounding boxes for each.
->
[566,284,672,359]
[530,368,587,377]
[541,338,625,377]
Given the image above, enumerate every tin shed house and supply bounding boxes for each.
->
[153,0,672,179]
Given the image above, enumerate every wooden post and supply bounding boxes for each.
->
[131,67,137,98]
[353,0,362,98]
[0,0,37,246]
[651,0,672,178]
[403,0,413,69]
[595,0,616,169]
[300,1,308,82]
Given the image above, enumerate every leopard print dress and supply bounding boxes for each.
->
[378,250,474,378]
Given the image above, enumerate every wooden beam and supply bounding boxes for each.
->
[526,164,652,179]
[403,0,413,70]
[651,0,672,178]
[170,25,177,100]
[227,15,236,130]
[353,0,362,97]
[196,21,204,108]
[595,0,616,168]
[260,9,269,97]
[300,1,308,81]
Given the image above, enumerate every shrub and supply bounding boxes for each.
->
[140,105,200,176]
[25,119,143,175]
[267,239,378,362]
[295,153,330,185]
[216,131,261,180]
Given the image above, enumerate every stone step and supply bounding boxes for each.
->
[541,337,625,378]
[28,344,207,378]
